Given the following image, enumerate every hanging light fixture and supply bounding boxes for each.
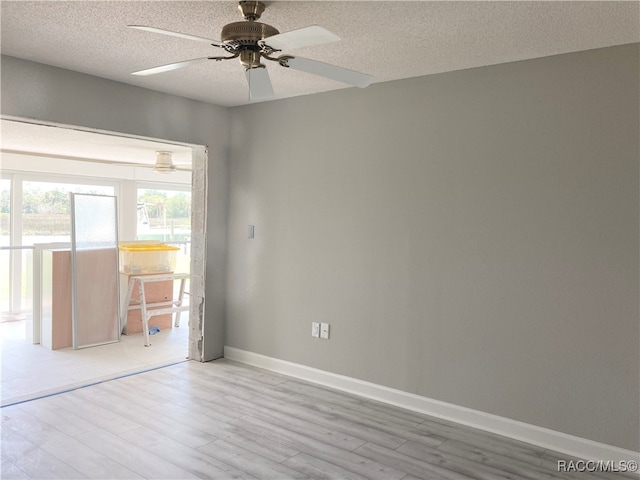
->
[153,151,176,174]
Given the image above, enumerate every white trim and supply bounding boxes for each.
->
[224,346,640,468]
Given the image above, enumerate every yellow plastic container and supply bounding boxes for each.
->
[118,244,179,274]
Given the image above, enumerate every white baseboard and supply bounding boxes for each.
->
[224,346,639,468]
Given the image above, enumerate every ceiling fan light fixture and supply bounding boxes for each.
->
[153,150,176,174]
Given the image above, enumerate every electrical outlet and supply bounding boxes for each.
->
[320,323,330,339]
[311,322,320,338]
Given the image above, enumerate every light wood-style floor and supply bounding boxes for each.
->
[0,359,629,479]
[1,318,189,407]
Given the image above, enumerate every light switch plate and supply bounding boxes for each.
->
[311,322,320,338]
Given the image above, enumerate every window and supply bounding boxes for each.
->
[137,186,191,274]
[22,180,114,246]
[1,176,116,319]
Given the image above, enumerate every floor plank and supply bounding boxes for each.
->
[1,427,86,479]
[354,442,479,480]
[282,452,370,480]
[197,439,308,480]
[119,426,255,479]
[397,440,531,480]
[74,427,201,479]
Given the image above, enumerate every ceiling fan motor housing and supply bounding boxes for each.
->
[221,1,280,68]
[222,20,279,68]
[221,21,279,47]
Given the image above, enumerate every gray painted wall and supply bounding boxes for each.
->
[2,44,638,451]
[1,55,229,361]
[226,44,640,451]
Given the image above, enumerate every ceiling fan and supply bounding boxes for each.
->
[107,151,191,173]
[128,1,373,101]
[0,149,191,172]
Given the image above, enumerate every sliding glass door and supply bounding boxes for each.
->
[1,177,11,316]
[1,177,115,319]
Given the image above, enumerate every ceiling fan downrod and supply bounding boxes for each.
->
[238,1,265,21]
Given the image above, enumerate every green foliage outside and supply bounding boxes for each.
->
[0,214,190,236]
[0,213,8,237]
[0,189,9,214]
[0,188,191,236]
[138,190,191,220]
[2,187,189,220]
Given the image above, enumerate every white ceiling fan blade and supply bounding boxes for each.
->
[51,157,192,171]
[285,57,373,88]
[128,25,223,47]
[245,67,274,101]
[264,25,340,51]
[132,58,210,76]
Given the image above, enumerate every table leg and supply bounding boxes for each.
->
[174,278,186,327]
[121,277,136,334]
[139,279,151,347]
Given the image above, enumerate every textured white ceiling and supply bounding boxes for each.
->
[1,1,638,108]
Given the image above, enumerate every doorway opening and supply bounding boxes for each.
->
[0,118,207,405]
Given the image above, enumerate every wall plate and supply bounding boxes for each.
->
[320,323,330,339]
